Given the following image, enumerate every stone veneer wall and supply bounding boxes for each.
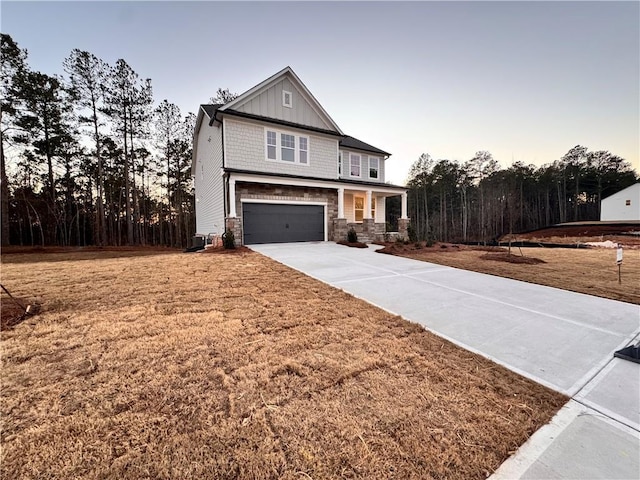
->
[233,182,339,242]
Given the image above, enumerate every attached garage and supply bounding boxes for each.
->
[242,202,325,244]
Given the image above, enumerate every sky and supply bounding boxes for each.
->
[2,1,638,185]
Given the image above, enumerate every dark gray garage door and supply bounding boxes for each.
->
[243,203,324,244]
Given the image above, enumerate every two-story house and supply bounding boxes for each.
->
[192,67,408,245]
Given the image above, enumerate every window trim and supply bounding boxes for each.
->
[369,156,379,179]
[264,128,310,166]
[353,194,376,223]
[282,90,292,108]
[349,153,361,178]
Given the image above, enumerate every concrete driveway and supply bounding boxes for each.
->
[250,242,640,479]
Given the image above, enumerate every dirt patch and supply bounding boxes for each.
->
[1,296,28,330]
[1,250,566,479]
[1,246,181,264]
[503,223,640,248]
[199,245,253,254]
[480,253,546,264]
[337,240,368,248]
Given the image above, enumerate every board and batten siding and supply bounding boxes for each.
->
[224,118,339,180]
[234,77,331,131]
[195,122,225,235]
[339,149,386,183]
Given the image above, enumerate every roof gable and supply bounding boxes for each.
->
[219,67,343,135]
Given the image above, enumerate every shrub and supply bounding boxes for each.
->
[407,225,418,243]
[347,228,358,243]
[222,229,235,249]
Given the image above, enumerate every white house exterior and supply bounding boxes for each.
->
[600,183,640,221]
[192,67,408,245]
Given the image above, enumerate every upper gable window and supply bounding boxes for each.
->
[282,90,292,108]
[265,128,309,165]
[350,154,361,178]
[369,157,379,179]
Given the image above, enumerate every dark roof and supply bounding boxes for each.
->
[224,168,406,190]
[339,136,390,156]
[201,104,223,118]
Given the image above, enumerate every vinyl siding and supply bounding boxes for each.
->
[194,122,225,235]
[235,77,331,131]
[339,149,386,183]
[344,194,355,223]
[225,118,339,180]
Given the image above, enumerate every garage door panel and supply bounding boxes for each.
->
[243,203,324,244]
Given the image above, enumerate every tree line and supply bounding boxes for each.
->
[2,33,637,248]
[0,33,227,248]
[405,147,638,244]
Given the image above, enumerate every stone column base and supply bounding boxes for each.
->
[333,218,348,241]
[225,217,243,246]
[398,218,410,241]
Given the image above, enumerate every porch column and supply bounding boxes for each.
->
[229,178,237,217]
[401,192,408,219]
[337,187,345,218]
[365,190,372,219]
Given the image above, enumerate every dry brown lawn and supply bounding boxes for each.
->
[1,249,566,479]
[395,245,640,304]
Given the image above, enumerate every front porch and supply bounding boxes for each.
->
[333,187,409,243]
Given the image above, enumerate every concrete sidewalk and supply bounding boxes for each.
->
[251,242,640,479]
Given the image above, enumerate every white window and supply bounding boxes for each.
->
[264,128,309,165]
[283,90,292,108]
[281,133,295,162]
[338,153,342,176]
[369,157,379,179]
[267,130,277,160]
[350,154,361,177]
[299,137,308,164]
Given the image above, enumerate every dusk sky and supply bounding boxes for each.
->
[2,1,638,185]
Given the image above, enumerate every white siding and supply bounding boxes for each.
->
[600,183,640,221]
[344,194,355,223]
[375,195,386,223]
[194,122,225,235]
[225,118,339,180]
[235,77,331,131]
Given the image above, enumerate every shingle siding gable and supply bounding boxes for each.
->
[225,118,339,180]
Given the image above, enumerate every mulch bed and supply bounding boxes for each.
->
[376,242,506,255]
[336,240,368,248]
[480,253,546,264]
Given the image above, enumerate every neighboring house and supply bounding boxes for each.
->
[600,183,640,221]
[192,67,408,245]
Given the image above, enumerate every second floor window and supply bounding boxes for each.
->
[265,129,309,165]
[369,157,379,179]
[350,154,361,177]
[338,153,342,176]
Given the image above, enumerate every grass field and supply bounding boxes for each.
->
[1,249,566,479]
[387,244,640,305]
